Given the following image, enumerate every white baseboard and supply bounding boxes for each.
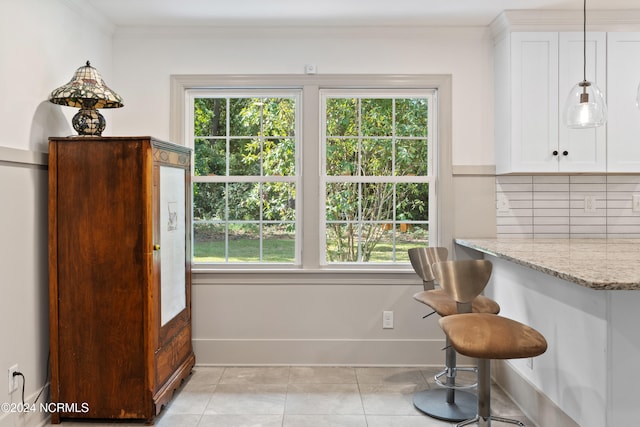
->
[193,338,475,366]
[493,360,579,427]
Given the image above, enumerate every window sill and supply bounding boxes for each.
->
[191,267,422,286]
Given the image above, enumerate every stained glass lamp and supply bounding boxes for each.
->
[49,61,123,136]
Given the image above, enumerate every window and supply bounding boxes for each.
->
[321,91,434,263]
[187,90,301,264]
[178,75,449,272]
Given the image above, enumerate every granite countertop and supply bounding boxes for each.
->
[455,238,640,291]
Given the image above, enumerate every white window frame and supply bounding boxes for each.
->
[319,89,437,266]
[170,74,453,284]
[186,89,303,265]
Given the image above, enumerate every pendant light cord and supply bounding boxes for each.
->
[583,0,587,83]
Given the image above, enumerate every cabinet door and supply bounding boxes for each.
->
[510,32,559,172]
[558,32,607,172]
[607,32,640,172]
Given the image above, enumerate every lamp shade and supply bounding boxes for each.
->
[563,80,607,128]
[49,61,123,136]
[49,61,123,109]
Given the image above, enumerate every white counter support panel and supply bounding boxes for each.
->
[455,238,640,427]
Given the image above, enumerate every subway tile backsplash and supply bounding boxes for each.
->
[496,175,640,238]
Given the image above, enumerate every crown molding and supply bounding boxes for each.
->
[490,9,640,40]
[114,24,488,40]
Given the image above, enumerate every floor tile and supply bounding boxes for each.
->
[165,388,214,414]
[289,366,357,384]
[285,383,364,415]
[219,366,290,384]
[43,365,533,427]
[283,414,368,426]
[155,413,202,427]
[186,366,225,386]
[205,383,287,415]
[359,383,424,416]
[366,414,455,426]
[197,414,283,427]
[355,367,427,385]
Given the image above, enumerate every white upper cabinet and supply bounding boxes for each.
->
[495,31,607,174]
[607,32,640,172]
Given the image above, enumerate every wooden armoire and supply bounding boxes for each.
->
[48,136,194,423]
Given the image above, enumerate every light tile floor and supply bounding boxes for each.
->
[47,366,533,427]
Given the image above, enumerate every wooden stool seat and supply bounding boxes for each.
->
[440,313,548,360]
[413,290,500,317]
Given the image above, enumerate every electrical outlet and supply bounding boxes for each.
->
[8,364,18,394]
[633,195,640,213]
[584,195,597,213]
[382,311,394,329]
[496,193,509,213]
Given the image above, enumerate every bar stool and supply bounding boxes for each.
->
[435,260,548,427]
[409,248,500,422]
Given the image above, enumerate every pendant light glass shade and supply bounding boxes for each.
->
[563,0,606,128]
[564,80,607,128]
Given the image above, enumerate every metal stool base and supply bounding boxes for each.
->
[458,414,525,427]
[413,388,477,422]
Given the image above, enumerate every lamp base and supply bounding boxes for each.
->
[72,108,106,136]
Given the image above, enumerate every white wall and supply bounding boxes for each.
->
[111,26,495,166]
[0,1,113,426]
[110,25,497,365]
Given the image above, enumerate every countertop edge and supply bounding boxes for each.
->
[454,238,636,291]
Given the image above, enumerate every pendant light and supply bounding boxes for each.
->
[563,0,606,128]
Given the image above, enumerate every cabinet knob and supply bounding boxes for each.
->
[552,150,559,156]
[153,244,161,251]
[562,151,568,156]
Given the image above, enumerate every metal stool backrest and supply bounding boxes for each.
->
[408,247,448,290]
[432,259,493,314]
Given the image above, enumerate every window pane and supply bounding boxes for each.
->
[396,98,428,137]
[326,98,358,136]
[362,139,392,176]
[194,138,226,176]
[326,138,357,176]
[362,183,394,222]
[262,223,295,262]
[193,223,225,262]
[396,139,428,176]
[228,183,260,220]
[262,98,296,136]
[397,224,429,250]
[326,222,359,262]
[396,183,429,222]
[193,183,225,220]
[194,98,226,137]
[366,227,396,262]
[229,139,260,175]
[362,98,393,136]
[263,183,296,221]
[230,98,261,136]
[264,138,296,176]
[326,182,359,221]
[228,223,260,261]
